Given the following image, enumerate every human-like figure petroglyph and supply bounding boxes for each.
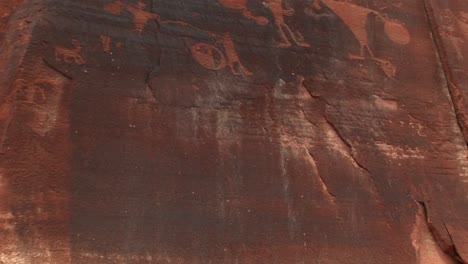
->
[55,39,85,65]
[264,0,310,47]
[219,33,253,75]
[104,1,159,32]
[310,0,411,77]
[100,35,112,53]
[191,33,252,76]
[126,2,160,32]
[218,0,269,25]
[18,77,67,136]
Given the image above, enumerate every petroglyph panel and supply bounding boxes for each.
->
[1,0,468,263]
[98,0,415,79]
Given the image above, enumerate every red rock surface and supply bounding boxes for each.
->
[0,0,467,263]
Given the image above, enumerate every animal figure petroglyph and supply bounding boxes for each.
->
[55,39,85,65]
[318,0,410,51]
[264,0,310,47]
[218,0,269,25]
[311,0,411,77]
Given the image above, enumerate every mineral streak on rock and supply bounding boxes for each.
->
[0,0,468,263]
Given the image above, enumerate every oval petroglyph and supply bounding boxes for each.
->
[191,43,227,71]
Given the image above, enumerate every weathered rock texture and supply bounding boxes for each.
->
[1,0,468,263]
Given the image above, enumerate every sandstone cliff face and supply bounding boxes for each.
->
[0,0,467,263]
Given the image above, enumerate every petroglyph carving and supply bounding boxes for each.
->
[55,39,85,65]
[18,77,66,136]
[313,0,411,77]
[191,43,227,70]
[104,0,124,14]
[219,0,268,25]
[319,0,411,50]
[384,20,411,45]
[220,33,253,75]
[371,57,396,79]
[100,35,112,53]
[264,0,310,47]
[191,33,252,76]
[104,1,159,32]
[126,2,159,32]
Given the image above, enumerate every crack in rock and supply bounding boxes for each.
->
[305,149,336,199]
[415,201,466,264]
[422,0,468,150]
[42,58,73,80]
[323,113,370,173]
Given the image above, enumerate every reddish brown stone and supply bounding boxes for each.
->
[0,0,467,263]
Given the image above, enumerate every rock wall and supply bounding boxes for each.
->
[0,0,467,263]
